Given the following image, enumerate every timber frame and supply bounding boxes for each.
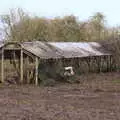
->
[0,42,39,85]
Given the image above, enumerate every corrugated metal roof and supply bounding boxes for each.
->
[0,41,111,59]
[22,41,64,59]
[23,41,111,59]
[49,42,110,58]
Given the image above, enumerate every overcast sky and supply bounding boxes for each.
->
[0,0,120,26]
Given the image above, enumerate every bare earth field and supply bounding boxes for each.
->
[0,72,120,120]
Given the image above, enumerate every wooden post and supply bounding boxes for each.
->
[99,57,102,73]
[107,56,109,72]
[26,56,30,84]
[35,57,38,86]
[1,48,4,83]
[20,49,23,83]
[110,56,112,72]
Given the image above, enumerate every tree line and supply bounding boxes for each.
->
[1,8,120,43]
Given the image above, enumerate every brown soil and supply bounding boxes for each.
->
[0,72,120,120]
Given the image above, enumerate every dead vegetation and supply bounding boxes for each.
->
[0,72,120,120]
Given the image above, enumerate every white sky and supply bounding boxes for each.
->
[0,0,120,26]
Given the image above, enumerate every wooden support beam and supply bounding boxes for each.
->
[99,57,102,73]
[35,57,39,86]
[26,56,30,84]
[20,49,23,83]
[1,48,4,83]
[107,56,109,72]
[110,56,112,72]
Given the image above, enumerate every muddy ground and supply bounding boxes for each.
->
[0,72,120,120]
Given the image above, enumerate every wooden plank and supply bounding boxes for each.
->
[20,49,23,83]
[1,48,4,83]
[35,57,39,86]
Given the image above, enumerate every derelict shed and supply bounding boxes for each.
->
[0,41,113,85]
[0,41,64,85]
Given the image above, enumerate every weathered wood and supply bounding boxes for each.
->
[26,56,30,84]
[110,56,112,72]
[1,48,4,83]
[35,57,39,86]
[106,56,109,72]
[108,56,110,72]
[98,57,101,72]
[12,51,20,77]
[20,49,23,83]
